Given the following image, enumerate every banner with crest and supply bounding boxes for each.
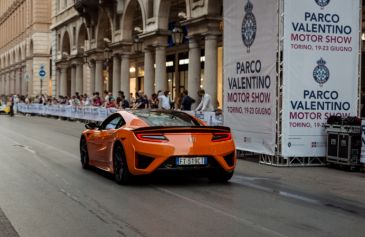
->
[223,0,278,155]
[282,0,360,156]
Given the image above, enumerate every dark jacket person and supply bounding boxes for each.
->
[181,90,195,111]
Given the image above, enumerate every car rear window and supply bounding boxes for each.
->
[132,111,201,127]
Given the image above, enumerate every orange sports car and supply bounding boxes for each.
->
[80,110,236,184]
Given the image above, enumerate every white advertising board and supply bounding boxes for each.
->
[282,0,360,157]
[223,0,278,155]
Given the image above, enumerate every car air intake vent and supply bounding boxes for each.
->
[224,152,235,167]
[136,154,154,169]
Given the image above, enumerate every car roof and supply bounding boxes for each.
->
[118,109,191,117]
[115,110,199,128]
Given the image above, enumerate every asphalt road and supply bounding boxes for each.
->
[0,114,365,237]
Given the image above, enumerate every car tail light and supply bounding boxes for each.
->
[135,134,169,143]
[212,132,232,142]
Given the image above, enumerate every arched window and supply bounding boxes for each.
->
[147,0,154,18]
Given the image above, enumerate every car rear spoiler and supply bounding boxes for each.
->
[133,126,231,134]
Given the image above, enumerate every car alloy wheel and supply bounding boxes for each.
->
[80,137,89,169]
[114,144,132,185]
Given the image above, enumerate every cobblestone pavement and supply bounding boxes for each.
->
[0,208,19,237]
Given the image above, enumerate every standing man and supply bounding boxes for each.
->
[181,90,196,111]
[9,94,14,117]
[117,91,124,101]
[104,90,111,104]
[195,89,214,112]
[158,91,171,110]
[120,95,130,109]
[134,91,148,109]
[13,94,19,114]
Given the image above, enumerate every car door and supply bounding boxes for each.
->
[86,128,103,164]
[87,115,120,166]
[97,115,125,168]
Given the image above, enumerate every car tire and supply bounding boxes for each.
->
[80,137,89,169]
[208,170,234,183]
[114,143,132,185]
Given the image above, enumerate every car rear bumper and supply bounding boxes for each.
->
[122,132,236,176]
[128,150,236,175]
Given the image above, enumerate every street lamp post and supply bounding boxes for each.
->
[39,65,46,96]
[133,36,143,53]
[103,47,112,61]
[171,26,184,45]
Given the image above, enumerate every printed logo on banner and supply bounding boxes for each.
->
[315,0,330,9]
[243,137,252,143]
[313,58,330,87]
[241,0,256,53]
[311,141,326,148]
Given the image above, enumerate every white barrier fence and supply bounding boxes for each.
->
[17,103,118,122]
[17,103,223,126]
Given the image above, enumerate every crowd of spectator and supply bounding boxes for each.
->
[0,88,216,112]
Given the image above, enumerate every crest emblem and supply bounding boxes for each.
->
[315,0,330,9]
[241,0,256,53]
[313,58,330,87]
[188,137,196,143]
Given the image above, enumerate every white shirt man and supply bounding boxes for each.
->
[84,96,91,106]
[195,89,214,112]
[158,91,171,110]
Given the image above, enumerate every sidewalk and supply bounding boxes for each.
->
[235,159,365,205]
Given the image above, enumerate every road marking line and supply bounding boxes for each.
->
[0,125,79,160]
[154,186,289,237]
[2,131,72,186]
[232,175,320,205]
[279,191,319,204]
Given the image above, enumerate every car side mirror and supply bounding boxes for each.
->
[85,122,99,130]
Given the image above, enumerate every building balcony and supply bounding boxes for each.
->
[74,0,98,16]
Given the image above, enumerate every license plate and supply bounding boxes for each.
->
[176,157,208,166]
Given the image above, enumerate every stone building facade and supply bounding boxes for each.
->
[0,0,52,97]
[53,0,223,107]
